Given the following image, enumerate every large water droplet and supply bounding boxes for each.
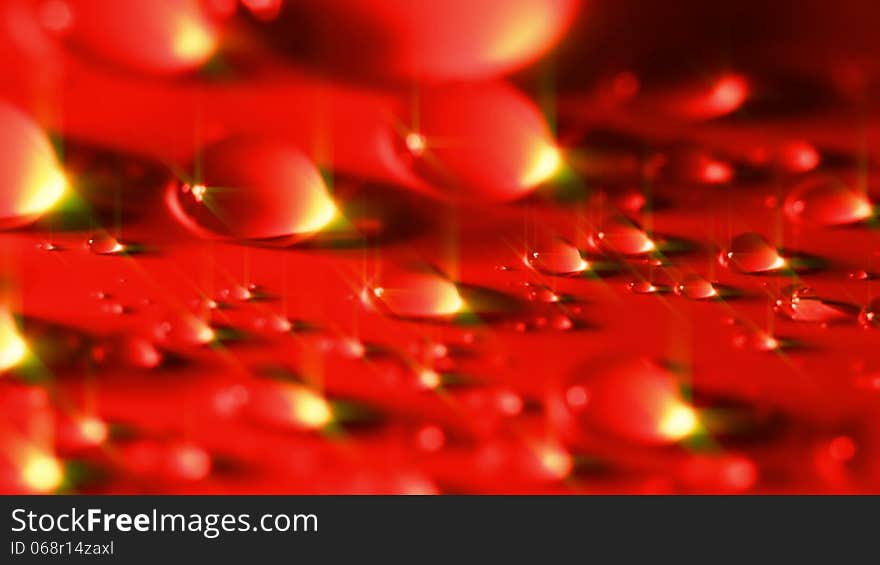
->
[675,274,718,300]
[720,233,786,273]
[0,103,67,229]
[387,83,561,202]
[167,137,339,243]
[61,0,219,74]
[590,216,656,256]
[362,271,465,320]
[784,177,874,226]
[558,358,700,446]
[524,239,588,276]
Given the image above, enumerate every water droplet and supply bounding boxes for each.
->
[523,284,560,303]
[524,239,588,276]
[219,284,252,302]
[675,274,718,300]
[362,271,464,319]
[155,313,215,347]
[732,328,781,352]
[627,280,668,294]
[859,298,880,329]
[415,425,445,452]
[253,313,293,334]
[167,137,339,242]
[0,309,28,372]
[0,103,67,229]
[559,358,700,445]
[784,177,873,226]
[778,140,820,173]
[87,233,125,255]
[168,444,211,481]
[549,314,573,331]
[674,73,749,120]
[590,216,656,256]
[248,381,334,431]
[828,436,857,462]
[721,233,786,273]
[387,83,561,202]
[775,285,857,324]
[61,0,219,74]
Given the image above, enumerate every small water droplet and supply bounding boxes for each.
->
[155,313,215,347]
[732,328,781,352]
[550,314,573,331]
[219,284,252,302]
[628,280,669,294]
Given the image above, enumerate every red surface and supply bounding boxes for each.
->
[2,0,880,494]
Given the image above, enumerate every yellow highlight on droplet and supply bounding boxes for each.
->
[0,311,27,372]
[521,144,562,188]
[297,191,340,235]
[287,385,333,430]
[658,403,699,441]
[173,18,218,63]
[22,453,64,493]
[20,167,67,218]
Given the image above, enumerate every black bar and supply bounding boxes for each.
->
[1,495,874,563]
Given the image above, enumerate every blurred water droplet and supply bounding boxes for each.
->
[784,178,873,226]
[388,83,561,202]
[0,103,67,229]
